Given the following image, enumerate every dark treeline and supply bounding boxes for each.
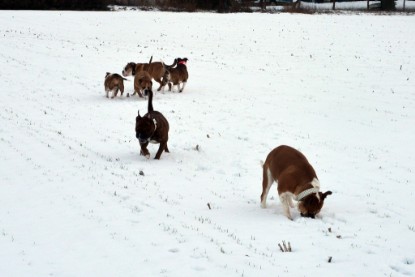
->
[0,0,110,10]
[155,0,249,12]
[0,0,244,12]
[0,0,397,12]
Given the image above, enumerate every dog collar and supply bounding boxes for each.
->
[294,187,320,201]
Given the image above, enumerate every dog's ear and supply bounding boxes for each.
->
[322,191,332,200]
[137,110,141,118]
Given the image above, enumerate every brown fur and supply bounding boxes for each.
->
[122,57,176,91]
[135,90,169,160]
[260,145,332,219]
[133,71,153,98]
[162,58,189,93]
[104,72,127,98]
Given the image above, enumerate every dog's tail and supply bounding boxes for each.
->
[147,89,154,113]
[163,58,178,70]
[148,55,153,64]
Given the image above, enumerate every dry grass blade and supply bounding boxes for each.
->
[278,241,292,252]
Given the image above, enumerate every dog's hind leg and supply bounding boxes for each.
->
[111,86,120,98]
[260,166,274,208]
[155,78,163,91]
[164,144,170,153]
[179,82,187,93]
[120,82,125,96]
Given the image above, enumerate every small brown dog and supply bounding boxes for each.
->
[261,145,332,220]
[132,71,152,98]
[122,56,176,91]
[162,58,189,93]
[135,89,169,160]
[104,72,128,98]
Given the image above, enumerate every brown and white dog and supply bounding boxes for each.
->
[122,57,176,92]
[104,72,128,98]
[161,58,189,93]
[135,89,169,160]
[260,145,332,220]
[132,71,153,98]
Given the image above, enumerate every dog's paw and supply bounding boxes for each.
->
[145,154,150,159]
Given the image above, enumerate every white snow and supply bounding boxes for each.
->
[1,10,415,277]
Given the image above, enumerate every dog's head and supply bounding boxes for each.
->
[177,58,188,66]
[298,191,332,218]
[135,110,156,144]
[139,77,153,91]
[122,62,136,77]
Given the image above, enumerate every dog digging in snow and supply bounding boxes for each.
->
[104,72,128,98]
[161,57,189,93]
[260,145,332,220]
[135,88,169,160]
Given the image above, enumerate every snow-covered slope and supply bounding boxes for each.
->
[1,10,414,276]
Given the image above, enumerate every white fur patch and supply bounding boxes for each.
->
[311,178,320,188]
[311,178,321,201]
[279,192,294,219]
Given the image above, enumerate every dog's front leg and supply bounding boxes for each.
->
[139,142,150,159]
[154,141,167,160]
[279,193,293,220]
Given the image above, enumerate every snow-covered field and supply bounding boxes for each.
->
[1,10,414,277]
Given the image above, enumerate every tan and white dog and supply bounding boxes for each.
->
[104,72,128,98]
[260,145,332,220]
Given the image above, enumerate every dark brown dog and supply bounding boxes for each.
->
[162,58,189,93]
[133,71,153,98]
[260,145,332,220]
[135,89,169,160]
[104,72,128,98]
[122,57,176,91]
